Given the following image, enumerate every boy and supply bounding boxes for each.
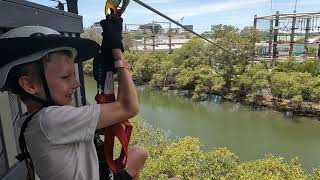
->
[0,17,147,180]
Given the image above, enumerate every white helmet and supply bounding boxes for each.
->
[0,25,100,91]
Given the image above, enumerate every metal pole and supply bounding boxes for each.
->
[132,0,236,57]
[318,42,320,59]
[152,35,155,51]
[254,15,258,29]
[304,18,311,55]
[268,19,273,56]
[66,0,78,14]
[169,22,172,53]
[143,27,147,50]
[290,10,296,56]
[272,11,279,66]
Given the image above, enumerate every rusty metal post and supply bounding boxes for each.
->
[289,10,296,56]
[168,22,172,53]
[272,11,279,66]
[304,18,311,55]
[268,19,274,56]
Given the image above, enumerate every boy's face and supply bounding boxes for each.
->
[37,53,80,106]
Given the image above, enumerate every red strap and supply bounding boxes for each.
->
[95,93,132,172]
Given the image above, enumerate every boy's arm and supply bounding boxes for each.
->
[96,49,139,129]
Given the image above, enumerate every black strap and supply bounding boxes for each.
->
[37,62,55,107]
[16,112,38,180]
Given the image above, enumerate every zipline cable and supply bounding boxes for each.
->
[132,0,238,57]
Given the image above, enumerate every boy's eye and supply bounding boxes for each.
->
[61,75,70,79]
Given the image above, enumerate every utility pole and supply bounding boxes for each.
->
[169,22,172,53]
[124,23,128,33]
[318,42,320,59]
[289,10,297,56]
[272,11,279,66]
[268,19,274,56]
[143,27,147,50]
[253,15,258,29]
[151,34,155,51]
[152,21,156,51]
[66,0,78,14]
[304,18,311,55]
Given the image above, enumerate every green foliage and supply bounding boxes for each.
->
[240,26,263,44]
[270,72,320,102]
[143,137,204,179]
[275,58,320,76]
[308,45,318,57]
[130,116,317,179]
[211,25,239,40]
[275,57,300,73]
[176,67,198,90]
[311,168,320,180]
[209,25,254,93]
[299,59,320,76]
[130,52,166,84]
[193,66,225,100]
[237,156,307,180]
[232,64,270,102]
[83,59,93,75]
[173,38,209,68]
[292,95,304,105]
[201,147,240,179]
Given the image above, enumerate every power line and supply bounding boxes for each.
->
[132,0,241,58]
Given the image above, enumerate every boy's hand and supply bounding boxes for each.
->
[100,16,124,52]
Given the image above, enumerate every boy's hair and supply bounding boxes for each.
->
[5,50,73,102]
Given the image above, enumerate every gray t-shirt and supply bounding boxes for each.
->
[14,104,101,180]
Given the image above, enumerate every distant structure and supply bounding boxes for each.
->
[89,21,193,53]
[139,23,163,34]
[181,25,193,32]
[254,11,320,64]
[124,21,193,53]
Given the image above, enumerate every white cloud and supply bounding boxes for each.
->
[126,0,270,20]
[142,0,183,4]
[162,0,270,19]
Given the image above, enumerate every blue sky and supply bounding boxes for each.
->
[28,0,320,33]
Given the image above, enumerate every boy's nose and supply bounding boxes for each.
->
[73,79,81,89]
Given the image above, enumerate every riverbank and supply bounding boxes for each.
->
[146,86,320,119]
[257,97,320,118]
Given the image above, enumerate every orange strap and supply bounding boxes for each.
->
[95,93,132,173]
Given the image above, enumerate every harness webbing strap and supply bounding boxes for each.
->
[104,119,132,173]
[17,112,38,180]
[95,93,132,173]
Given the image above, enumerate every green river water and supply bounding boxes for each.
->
[84,76,320,171]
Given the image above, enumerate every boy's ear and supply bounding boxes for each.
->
[18,76,40,95]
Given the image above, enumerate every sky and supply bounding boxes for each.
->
[28,0,320,33]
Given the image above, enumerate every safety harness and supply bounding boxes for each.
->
[93,0,133,177]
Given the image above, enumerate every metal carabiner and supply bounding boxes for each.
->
[105,0,130,17]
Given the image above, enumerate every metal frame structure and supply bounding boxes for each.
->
[254,11,320,63]
[0,0,87,179]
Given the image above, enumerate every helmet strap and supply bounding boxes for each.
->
[36,61,55,107]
